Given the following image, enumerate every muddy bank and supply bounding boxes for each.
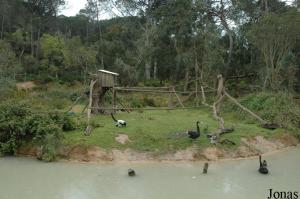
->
[17,134,299,162]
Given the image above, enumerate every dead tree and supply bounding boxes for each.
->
[212,74,226,135]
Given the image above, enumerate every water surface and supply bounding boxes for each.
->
[0,148,299,199]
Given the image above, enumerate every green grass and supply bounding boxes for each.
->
[63,108,286,153]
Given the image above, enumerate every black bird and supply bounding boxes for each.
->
[258,155,269,174]
[187,121,201,139]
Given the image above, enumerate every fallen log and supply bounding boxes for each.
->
[224,91,268,125]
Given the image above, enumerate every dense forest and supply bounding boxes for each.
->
[0,0,299,91]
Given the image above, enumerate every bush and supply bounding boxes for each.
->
[0,103,30,155]
[143,96,156,107]
[224,92,300,131]
[0,102,74,161]
[48,112,76,131]
[40,134,60,162]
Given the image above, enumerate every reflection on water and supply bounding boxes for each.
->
[0,148,300,199]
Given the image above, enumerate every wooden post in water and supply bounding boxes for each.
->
[203,162,209,174]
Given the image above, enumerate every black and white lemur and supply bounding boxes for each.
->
[111,113,126,127]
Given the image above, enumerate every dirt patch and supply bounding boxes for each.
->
[64,145,114,162]
[16,81,36,91]
[112,149,153,161]
[115,134,130,144]
[17,145,38,156]
[201,147,223,161]
[277,133,298,146]
[241,136,279,153]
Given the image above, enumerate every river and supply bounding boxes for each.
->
[0,148,299,199]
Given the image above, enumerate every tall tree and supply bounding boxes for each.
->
[204,0,235,69]
[248,10,300,90]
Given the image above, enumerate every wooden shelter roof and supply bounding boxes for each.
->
[98,69,119,76]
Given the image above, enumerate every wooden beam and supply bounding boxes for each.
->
[224,91,267,124]
[201,86,212,108]
[115,88,215,94]
[90,106,203,111]
[115,87,170,90]
[66,93,83,112]
[172,87,185,108]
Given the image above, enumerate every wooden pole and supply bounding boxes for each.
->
[85,79,97,136]
[115,88,214,94]
[82,102,89,113]
[173,86,185,108]
[66,94,83,113]
[112,87,117,113]
[90,106,202,111]
[168,87,173,108]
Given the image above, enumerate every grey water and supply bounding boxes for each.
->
[0,148,300,199]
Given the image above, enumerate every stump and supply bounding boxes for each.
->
[128,168,136,176]
[203,162,209,174]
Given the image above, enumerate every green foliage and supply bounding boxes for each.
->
[40,34,65,78]
[0,79,15,100]
[0,102,74,161]
[143,96,156,107]
[224,92,300,131]
[48,112,76,131]
[248,10,300,90]
[40,134,60,162]
[0,40,21,75]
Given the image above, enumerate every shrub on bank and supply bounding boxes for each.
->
[224,92,300,134]
[0,102,75,161]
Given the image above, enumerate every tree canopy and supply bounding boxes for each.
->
[0,0,299,91]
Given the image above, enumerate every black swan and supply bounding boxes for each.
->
[111,113,126,127]
[258,155,269,174]
[187,121,200,139]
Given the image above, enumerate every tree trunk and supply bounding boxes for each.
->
[1,15,4,39]
[96,5,104,68]
[184,70,190,92]
[19,48,25,61]
[219,0,233,68]
[86,22,89,42]
[221,17,233,68]
[194,53,199,105]
[30,16,34,56]
[227,30,233,67]
[153,59,157,79]
[36,26,41,57]
[145,60,151,80]
[263,0,269,13]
